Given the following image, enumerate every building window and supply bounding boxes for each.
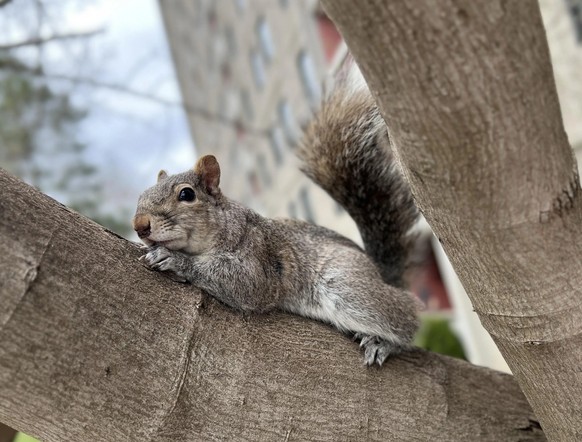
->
[278,100,300,146]
[299,186,315,223]
[208,9,218,31]
[218,88,240,119]
[256,17,275,62]
[288,201,298,218]
[225,27,237,56]
[250,49,266,90]
[240,89,254,121]
[229,142,240,167]
[269,127,285,165]
[257,153,272,186]
[236,122,246,141]
[566,0,582,43]
[206,42,215,69]
[234,0,246,12]
[212,34,229,68]
[221,62,232,82]
[297,50,321,104]
[180,28,191,48]
[248,171,261,195]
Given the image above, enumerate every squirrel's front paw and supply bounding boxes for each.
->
[140,246,176,272]
[139,246,189,283]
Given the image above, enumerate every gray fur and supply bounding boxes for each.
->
[297,81,419,289]
[134,84,420,366]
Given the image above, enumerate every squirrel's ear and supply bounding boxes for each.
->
[157,170,168,182]
[194,155,221,196]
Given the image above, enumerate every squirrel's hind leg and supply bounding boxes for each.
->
[353,333,410,366]
[316,263,419,366]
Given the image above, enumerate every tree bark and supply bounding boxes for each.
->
[320,1,582,440]
[0,171,545,441]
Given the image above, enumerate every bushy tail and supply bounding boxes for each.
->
[298,70,418,288]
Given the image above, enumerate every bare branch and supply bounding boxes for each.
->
[0,29,104,51]
[0,61,273,137]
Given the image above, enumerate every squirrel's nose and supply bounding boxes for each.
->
[133,214,151,238]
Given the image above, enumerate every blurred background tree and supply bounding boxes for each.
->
[0,55,115,227]
[0,0,130,235]
[0,0,192,239]
[0,0,132,235]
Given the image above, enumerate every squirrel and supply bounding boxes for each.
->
[133,70,420,366]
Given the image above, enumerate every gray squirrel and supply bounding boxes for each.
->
[133,71,420,365]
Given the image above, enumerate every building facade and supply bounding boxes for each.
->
[541,0,582,157]
[159,0,357,240]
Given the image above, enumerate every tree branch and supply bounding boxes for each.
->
[0,62,272,137]
[0,170,545,441]
[0,30,104,51]
[320,0,582,440]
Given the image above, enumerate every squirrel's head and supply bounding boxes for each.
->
[133,155,223,254]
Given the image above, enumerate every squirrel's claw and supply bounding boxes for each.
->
[138,246,173,271]
[138,252,188,283]
[354,333,401,366]
[144,246,171,266]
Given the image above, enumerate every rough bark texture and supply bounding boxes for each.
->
[0,171,546,441]
[320,1,582,440]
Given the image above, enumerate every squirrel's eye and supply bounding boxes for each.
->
[178,188,196,202]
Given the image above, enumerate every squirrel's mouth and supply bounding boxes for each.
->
[150,238,182,250]
[148,231,187,250]
[148,234,179,246]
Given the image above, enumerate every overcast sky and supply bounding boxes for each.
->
[1,0,196,223]
[66,0,196,207]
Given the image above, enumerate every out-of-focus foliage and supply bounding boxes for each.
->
[13,431,39,442]
[415,317,467,360]
[0,0,132,237]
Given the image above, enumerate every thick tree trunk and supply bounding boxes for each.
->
[320,1,582,440]
[0,171,545,441]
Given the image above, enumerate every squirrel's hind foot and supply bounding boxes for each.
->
[354,333,405,366]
